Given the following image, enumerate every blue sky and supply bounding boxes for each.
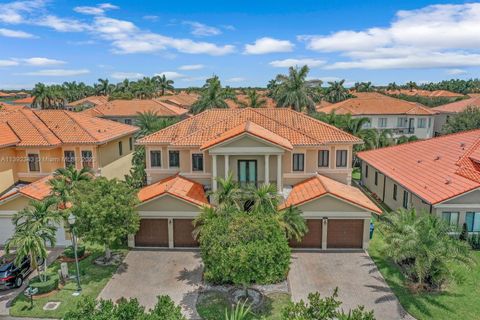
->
[0,0,479,89]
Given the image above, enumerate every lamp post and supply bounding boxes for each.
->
[68,213,82,293]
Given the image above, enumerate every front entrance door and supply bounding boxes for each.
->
[408,118,415,133]
[238,160,257,186]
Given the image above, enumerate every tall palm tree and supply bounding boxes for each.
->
[95,78,111,96]
[387,82,400,91]
[136,111,178,137]
[155,75,175,96]
[50,166,92,209]
[210,173,243,209]
[277,205,309,242]
[190,76,236,114]
[273,65,321,113]
[361,129,393,150]
[12,198,62,234]
[239,89,267,108]
[324,80,351,103]
[405,81,418,92]
[32,83,48,109]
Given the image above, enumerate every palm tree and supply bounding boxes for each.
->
[190,76,236,114]
[32,83,48,109]
[277,205,309,242]
[50,166,92,209]
[154,75,174,96]
[273,65,321,113]
[95,78,111,96]
[12,198,62,233]
[136,111,178,137]
[361,129,393,150]
[324,80,351,103]
[405,81,418,92]
[386,82,400,91]
[239,89,267,108]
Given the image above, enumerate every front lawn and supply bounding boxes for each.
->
[369,230,480,320]
[10,245,124,319]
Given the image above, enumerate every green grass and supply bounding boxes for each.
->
[196,290,290,320]
[368,231,480,320]
[9,245,125,319]
[352,167,361,181]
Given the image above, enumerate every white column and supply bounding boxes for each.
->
[212,154,217,191]
[224,155,229,178]
[322,218,328,250]
[277,154,282,192]
[264,154,270,184]
[168,218,174,249]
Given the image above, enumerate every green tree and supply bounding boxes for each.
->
[324,80,351,103]
[442,105,480,134]
[154,74,175,96]
[95,78,111,96]
[386,82,400,91]
[273,65,321,113]
[239,89,267,108]
[360,129,393,150]
[70,178,140,261]
[191,76,236,114]
[136,111,178,137]
[405,81,418,91]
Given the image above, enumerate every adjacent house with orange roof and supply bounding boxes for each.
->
[384,89,464,98]
[65,95,109,111]
[157,92,199,109]
[358,130,480,233]
[317,92,437,139]
[81,99,189,125]
[11,96,34,107]
[432,95,480,135]
[132,107,380,249]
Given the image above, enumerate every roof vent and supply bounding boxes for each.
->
[434,155,441,161]
[417,159,423,164]
[445,177,452,185]
[460,142,466,148]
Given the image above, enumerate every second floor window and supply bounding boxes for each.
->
[397,117,407,127]
[417,118,427,128]
[403,190,409,209]
[378,118,388,128]
[318,150,329,167]
[374,171,378,185]
[129,137,133,151]
[150,150,162,167]
[393,184,397,200]
[169,151,180,168]
[118,141,123,156]
[28,153,40,172]
[81,150,93,168]
[336,150,347,168]
[64,150,76,168]
[192,153,203,171]
[293,153,304,171]
[365,164,369,178]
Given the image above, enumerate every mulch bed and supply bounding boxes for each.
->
[58,252,90,263]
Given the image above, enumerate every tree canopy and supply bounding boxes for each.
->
[442,105,480,134]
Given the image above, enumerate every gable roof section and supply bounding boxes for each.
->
[138,175,209,207]
[201,121,293,150]
[12,97,34,104]
[157,93,199,108]
[68,96,109,107]
[0,175,53,203]
[280,174,381,214]
[138,108,361,147]
[432,96,480,114]
[81,99,188,118]
[317,92,436,116]
[0,122,20,148]
[358,130,480,205]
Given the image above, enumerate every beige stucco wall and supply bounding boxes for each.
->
[98,135,134,168]
[355,114,435,139]
[298,195,369,214]
[0,195,31,211]
[136,194,201,216]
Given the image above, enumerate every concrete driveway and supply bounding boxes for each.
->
[288,251,414,320]
[99,250,202,319]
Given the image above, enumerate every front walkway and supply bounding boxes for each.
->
[288,251,414,320]
[98,250,202,319]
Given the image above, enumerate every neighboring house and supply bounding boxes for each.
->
[133,108,381,250]
[0,109,138,246]
[225,94,277,109]
[432,95,480,135]
[384,89,464,98]
[157,92,199,109]
[11,96,34,107]
[65,95,109,112]
[358,130,480,233]
[81,99,189,125]
[317,92,437,139]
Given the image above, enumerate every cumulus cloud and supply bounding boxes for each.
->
[269,58,326,68]
[226,77,246,83]
[74,3,118,15]
[446,68,467,75]
[143,15,159,22]
[0,60,20,67]
[244,37,294,54]
[111,72,144,80]
[0,28,35,38]
[178,64,204,70]
[183,21,221,37]
[155,71,186,80]
[18,69,90,76]
[21,57,66,66]
[301,3,480,69]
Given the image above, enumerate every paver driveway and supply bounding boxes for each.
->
[99,250,202,319]
[289,251,414,320]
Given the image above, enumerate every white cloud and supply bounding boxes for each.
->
[36,15,89,32]
[74,3,118,15]
[183,21,221,37]
[155,71,185,80]
[301,3,480,70]
[143,15,159,22]
[0,0,45,24]
[0,60,19,67]
[178,64,204,70]
[21,57,66,66]
[98,3,119,10]
[226,77,246,83]
[18,69,90,76]
[244,37,294,54]
[111,72,144,80]
[446,68,467,75]
[269,58,326,68]
[0,28,35,38]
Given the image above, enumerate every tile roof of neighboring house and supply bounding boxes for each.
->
[0,92,14,97]
[0,109,138,147]
[0,122,19,148]
[358,130,480,205]
[317,92,436,116]
[432,96,480,114]
[315,100,332,112]
[385,89,464,98]
[68,95,109,107]
[225,94,277,109]
[137,108,362,147]
[137,174,209,207]
[0,175,52,202]
[0,103,26,113]
[201,121,293,150]
[280,174,382,213]
[12,96,34,104]
[81,99,188,118]
[157,93,199,108]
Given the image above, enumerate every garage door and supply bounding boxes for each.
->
[135,219,169,247]
[290,219,322,248]
[173,219,198,247]
[327,219,363,249]
[0,217,15,245]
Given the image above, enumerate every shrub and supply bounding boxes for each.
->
[199,212,291,285]
[29,274,59,294]
[63,244,86,259]
[468,233,480,250]
[459,223,469,241]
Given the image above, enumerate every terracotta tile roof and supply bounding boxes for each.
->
[0,103,26,113]
[0,109,138,147]
[138,174,209,207]
[358,130,480,204]
[317,92,436,116]
[385,89,464,98]
[12,97,34,104]
[280,174,382,213]
[432,96,480,113]
[225,94,277,109]
[68,95,109,107]
[201,121,293,150]
[157,93,199,108]
[138,108,361,147]
[0,92,14,97]
[315,100,332,112]
[0,175,52,202]
[0,122,19,148]
[80,99,188,118]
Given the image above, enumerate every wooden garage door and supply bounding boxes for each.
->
[290,219,322,248]
[135,219,168,247]
[327,219,363,249]
[173,219,199,247]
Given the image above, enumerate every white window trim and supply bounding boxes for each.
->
[80,147,95,169]
[292,152,306,173]
[335,149,348,169]
[149,149,163,168]
[317,148,330,169]
[167,149,180,169]
[26,149,42,173]
[190,150,205,173]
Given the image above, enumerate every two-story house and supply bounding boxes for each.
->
[317,92,437,139]
[0,108,138,245]
[432,94,480,136]
[133,108,381,250]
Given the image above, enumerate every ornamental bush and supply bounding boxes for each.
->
[63,244,86,259]
[199,212,291,285]
[29,274,59,294]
